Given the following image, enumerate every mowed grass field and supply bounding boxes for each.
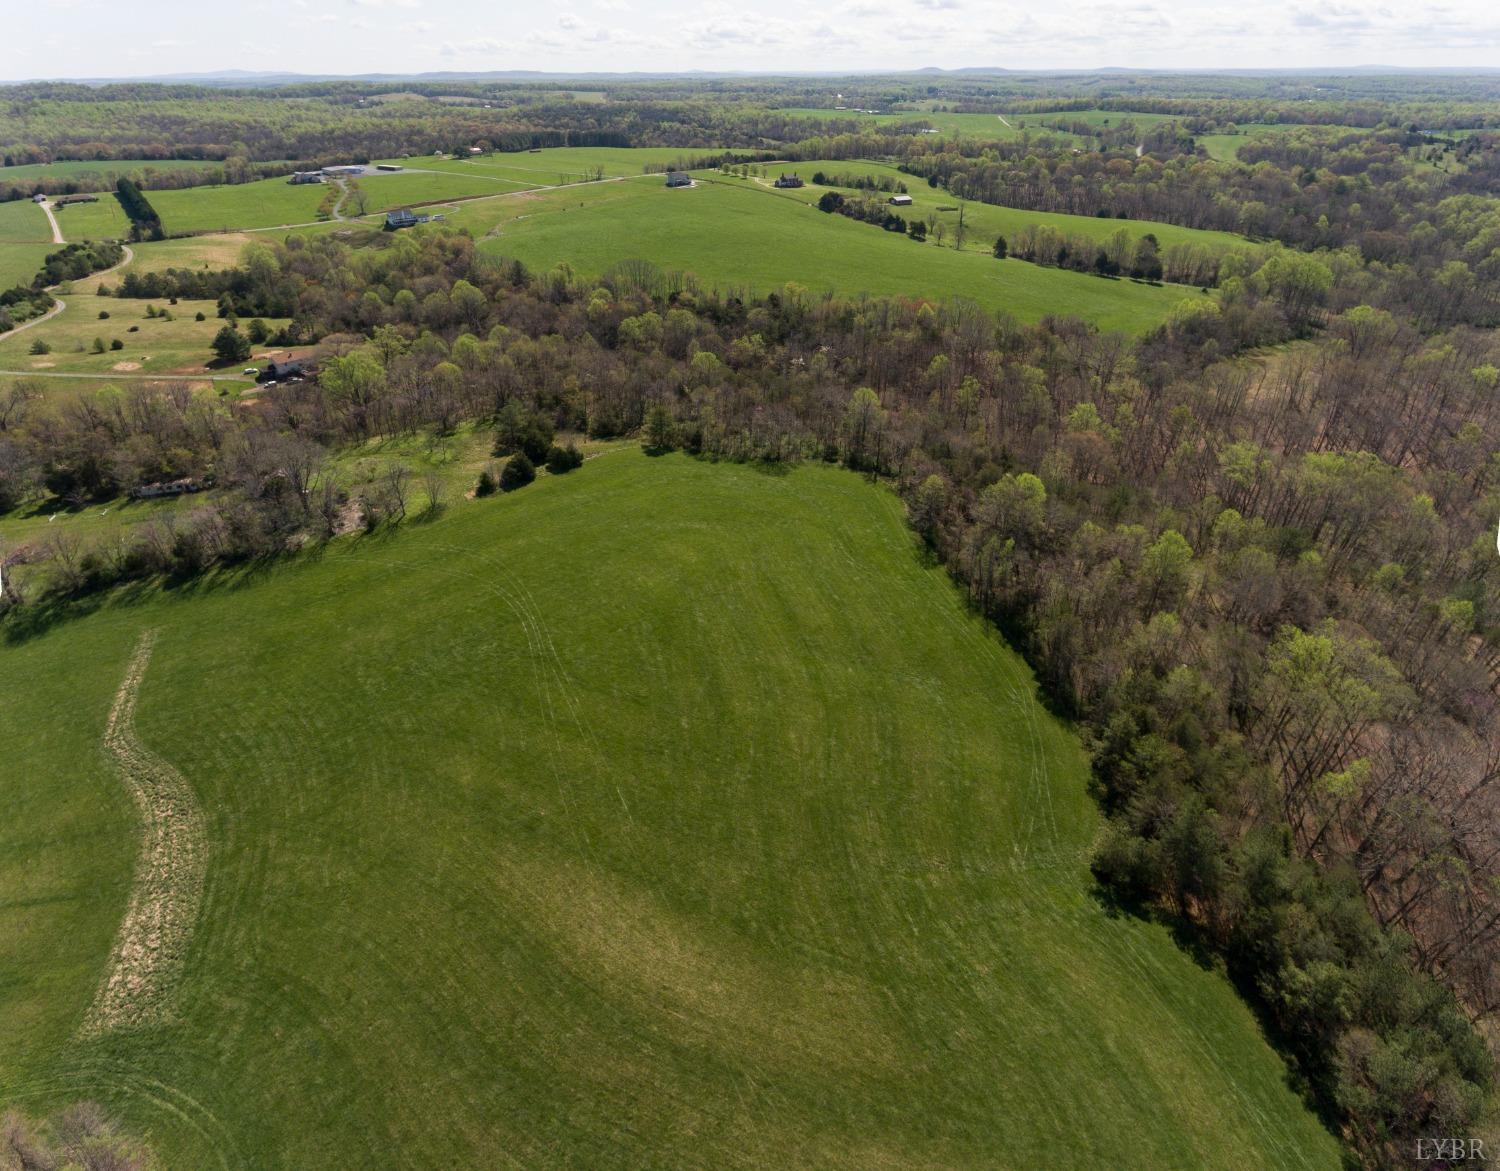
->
[462,175,1194,334]
[379,146,730,188]
[776,108,1062,140]
[353,169,529,209]
[755,160,1252,259]
[0,290,286,377]
[0,201,57,292]
[0,235,276,378]
[50,195,132,242]
[0,451,1342,1170]
[149,177,330,234]
[0,159,233,184]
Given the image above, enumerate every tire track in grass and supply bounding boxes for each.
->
[79,628,206,1039]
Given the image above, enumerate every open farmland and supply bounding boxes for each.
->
[458,176,1192,334]
[0,199,53,243]
[0,242,55,290]
[50,194,133,241]
[0,199,56,290]
[147,177,332,234]
[353,169,535,209]
[777,107,1074,140]
[0,290,288,377]
[757,160,1254,260]
[0,201,57,292]
[378,145,735,186]
[0,450,1342,1171]
[0,159,236,186]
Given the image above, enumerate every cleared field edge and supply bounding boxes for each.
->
[79,629,206,1039]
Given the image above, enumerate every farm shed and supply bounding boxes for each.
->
[888,194,913,206]
[665,172,692,188]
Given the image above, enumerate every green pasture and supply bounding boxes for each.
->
[466,175,1194,334]
[756,160,1252,260]
[0,200,53,243]
[1029,109,1184,133]
[0,244,55,291]
[148,177,330,234]
[0,450,1342,1170]
[0,159,231,185]
[0,291,286,378]
[0,202,57,291]
[354,170,533,210]
[49,195,131,242]
[379,146,742,187]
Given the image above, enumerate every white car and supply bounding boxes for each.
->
[242,367,259,376]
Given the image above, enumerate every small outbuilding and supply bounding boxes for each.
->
[665,172,692,188]
[888,194,913,206]
[288,171,324,185]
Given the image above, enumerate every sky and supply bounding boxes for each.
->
[5,0,1500,79]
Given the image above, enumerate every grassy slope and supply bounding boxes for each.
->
[776,108,1059,141]
[380,146,728,184]
[0,452,1342,1170]
[0,202,54,297]
[50,195,132,242]
[0,160,232,184]
[148,178,329,234]
[0,243,54,291]
[0,292,287,377]
[0,201,53,244]
[465,177,1191,334]
[757,161,1251,256]
[354,170,528,210]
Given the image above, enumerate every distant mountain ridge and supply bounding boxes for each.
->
[4,65,1500,87]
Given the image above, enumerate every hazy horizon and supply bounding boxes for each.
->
[7,0,1500,81]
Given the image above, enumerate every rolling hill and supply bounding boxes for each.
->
[0,450,1342,1169]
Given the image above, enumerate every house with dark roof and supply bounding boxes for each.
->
[665,172,692,188]
[773,173,805,189]
[385,208,441,230]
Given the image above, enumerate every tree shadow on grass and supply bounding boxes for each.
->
[1086,878,1340,1137]
[2,543,327,646]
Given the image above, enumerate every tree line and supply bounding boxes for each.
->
[1,210,1497,1166]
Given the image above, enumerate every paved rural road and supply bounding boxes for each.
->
[0,243,144,365]
[0,367,244,382]
[3,296,68,341]
[38,198,64,244]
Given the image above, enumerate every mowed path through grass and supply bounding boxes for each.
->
[0,453,1342,1169]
